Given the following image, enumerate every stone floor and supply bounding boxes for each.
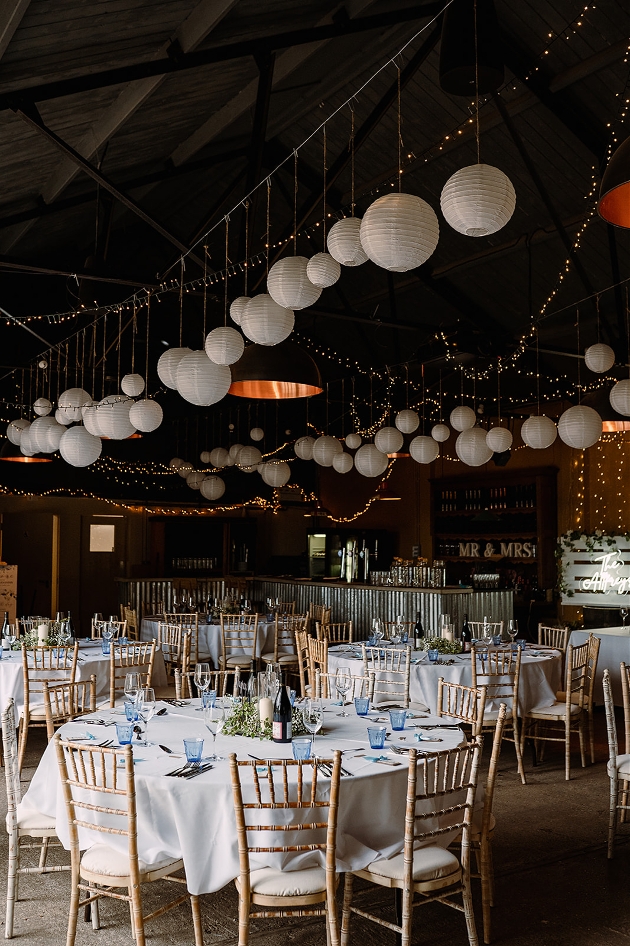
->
[2,711,629,945]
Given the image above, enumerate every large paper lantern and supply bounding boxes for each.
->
[157,347,192,389]
[486,426,513,453]
[395,409,419,434]
[204,327,244,366]
[450,406,476,431]
[57,387,91,423]
[431,423,450,442]
[359,193,439,272]
[521,415,557,449]
[33,397,52,416]
[558,405,602,448]
[312,435,342,467]
[6,418,29,445]
[241,294,294,346]
[295,436,315,460]
[46,422,65,453]
[306,252,341,288]
[20,428,34,456]
[440,164,516,237]
[326,217,368,266]
[121,373,145,397]
[237,446,262,469]
[262,460,291,487]
[29,416,60,453]
[59,426,102,467]
[55,408,73,426]
[456,428,493,466]
[96,395,136,440]
[169,458,183,470]
[610,379,630,416]
[332,452,353,473]
[176,351,231,406]
[178,462,193,479]
[354,443,389,477]
[186,471,205,490]
[267,256,322,310]
[584,343,615,374]
[228,443,244,463]
[345,433,362,449]
[230,297,250,326]
[129,399,163,432]
[82,404,102,437]
[209,447,229,468]
[200,475,225,500]
[410,435,439,464]
[374,426,404,455]
[200,451,211,464]
[250,427,264,441]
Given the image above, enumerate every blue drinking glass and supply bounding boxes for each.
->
[389,709,407,731]
[292,737,312,760]
[354,696,370,716]
[183,737,204,763]
[367,726,386,749]
[115,722,134,745]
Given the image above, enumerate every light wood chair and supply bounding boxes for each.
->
[437,679,488,737]
[220,613,259,670]
[229,752,342,946]
[109,641,156,708]
[53,735,203,946]
[295,628,312,698]
[124,607,139,641]
[274,600,296,615]
[538,623,569,652]
[18,642,79,772]
[340,740,483,946]
[383,620,415,642]
[261,614,304,668]
[3,698,71,939]
[156,622,187,676]
[468,621,504,640]
[603,668,630,858]
[42,677,97,740]
[315,670,371,702]
[309,603,331,635]
[361,644,412,708]
[307,637,328,696]
[154,632,192,702]
[316,621,353,644]
[178,666,242,701]
[163,612,200,662]
[91,619,127,639]
[471,645,526,785]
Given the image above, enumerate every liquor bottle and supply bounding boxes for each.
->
[414,612,424,650]
[272,672,293,743]
[461,613,472,653]
[66,611,75,641]
[1,611,8,640]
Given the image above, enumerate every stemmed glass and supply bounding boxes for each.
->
[621,608,629,628]
[507,620,518,644]
[124,672,141,705]
[335,667,352,716]
[372,619,384,647]
[194,662,211,710]
[203,704,226,759]
[59,620,72,648]
[4,625,16,651]
[134,687,156,746]
[302,699,323,749]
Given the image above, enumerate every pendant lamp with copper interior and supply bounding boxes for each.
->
[229,341,323,399]
[598,136,630,228]
[0,441,51,462]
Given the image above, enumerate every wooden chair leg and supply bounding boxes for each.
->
[237,884,250,946]
[481,838,494,945]
[65,879,81,946]
[340,873,354,946]
[621,780,629,823]
[190,894,204,946]
[90,885,100,930]
[589,710,595,764]
[130,882,145,946]
[5,835,19,938]
[16,722,28,775]
[512,721,527,785]
[609,774,619,859]
[394,888,403,946]
[38,837,50,869]
[461,871,480,946]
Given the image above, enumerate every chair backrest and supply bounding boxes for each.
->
[22,643,79,717]
[179,665,241,700]
[315,670,371,701]
[382,621,415,641]
[124,607,139,641]
[295,628,311,698]
[538,624,569,650]
[470,645,521,713]
[468,621,504,638]
[164,613,199,662]
[361,644,411,707]
[157,622,185,671]
[604,668,619,774]
[2,699,21,828]
[316,621,353,644]
[18,618,37,635]
[308,603,331,624]
[584,633,601,711]
[307,637,328,696]
[437,679,487,736]
[220,613,259,662]
[271,615,304,661]
[620,661,630,754]
[91,619,127,640]
[563,641,590,712]
[109,641,156,708]
[42,676,97,739]
[275,600,296,615]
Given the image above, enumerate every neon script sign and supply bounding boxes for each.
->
[579,552,630,595]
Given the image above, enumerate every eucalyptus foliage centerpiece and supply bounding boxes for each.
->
[221,700,308,741]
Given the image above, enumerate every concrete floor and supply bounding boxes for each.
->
[2,711,629,945]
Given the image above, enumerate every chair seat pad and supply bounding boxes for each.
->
[366,845,460,883]
[246,866,326,897]
[409,702,430,713]
[8,803,57,835]
[261,653,299,665]
[81,842,181,879]
[608,754,630,778]
[483,707,513,722]
[223,656,253,668]
[527,701,581,720]
[26,704,47,719]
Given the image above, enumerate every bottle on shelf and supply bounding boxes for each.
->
[461,613,472,653]
[414,612,424,650]
[66,611,75,641]
[272,672,293,743]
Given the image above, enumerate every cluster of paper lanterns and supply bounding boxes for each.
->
[158,346,232,407]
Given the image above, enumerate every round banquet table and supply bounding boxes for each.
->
[328,643,563,716]
[22,698,467,896]
[141,617,276,666]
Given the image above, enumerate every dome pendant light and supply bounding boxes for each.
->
[439,0,504,96]
[229,341,322,399]
[598,136,630,228]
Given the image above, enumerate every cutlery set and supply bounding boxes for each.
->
[165,759,214,778]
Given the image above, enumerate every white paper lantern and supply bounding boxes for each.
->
[431,423,451,443]
[186,471,205,490]
[209,447,229,468]
[20,428,34,456]
[237,446,262,469]
[29,416,60,453]
[262,460,291,487]
[584,342,615,374]
[250,427,264,441]
[230,297,250,326]
[200,475,225,501]
[306,252,341,288]
[359,193,440,272]
[312,435,342,467]
[178,462,193,479]
[176,351,231,406]
[486,427,513,453]
[326,217,368,266]
[395,409,419,434]
[558,405,602,449]
[81,399,95,416]
[82,404,102,437]
[229,444,244,463]
[241,294,294,347]
[204,326,244,366]
[157,347,192,389]
[96,395,136,440]
[345,433,362,450]
[200,451,211,464]
[267,256,322,310]
[440,164,516,237]
[129,399,163,433]
[33,397,52,416]
[55,408,73,426]
[456,428,493,466]
[332,452,353,473]
[354,443,389,477]
[610,379,630,416]
[46,422,65,453]
[410,435,439,464]
[59,426,102,467]
[6,418,29,445]
[374,426,404,455]
[57,387,91,423]
[521,415,557,449]
[295,436,315,460]
[121,373,145,397]
[169,458,183,470]
[450,406,476,431]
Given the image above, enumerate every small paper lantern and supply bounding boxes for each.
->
[6,418,29,445]
[326,217,368,266]
[267,256,322,310]
[450,406,476,431]
[96,395,136,440]
[186,471,205,490]
[374,426,404,455]
[204,326,244,366]
[241,294,294,347]
[345,433,362,450]
[486,427,513,453]
[456,428,493,466]
[359,193,439,272]
[178,462,193,479]
[33,397,52,416]
[295,436,315,460]
[410,435,439,463]
[55,408,73,426]
[29,416,60,453]
[312,435,342,467]
[59,426,102,467]
[332,452,353,473]
[354,443,389,477]
[46,422,65,453]
[610,379,630,416]
[395,409,419,434]
[230,297,250,326]
[237,446,262,469]
[129,399,163,432]
[521,415,557,449]
[262,460,291,487]
[169,458,183,470]
[558,405,602,449]
[176,351,231,406]
[82,404,102,437]
[57,387,91,423]
[20,428,34,456]
[157,347,192,389]
[200,451,211,464]
[209,447,229,468]
[584,342,615,374]
[440,164,516,237]
[250,427,264,441]
[431,423,450,442]
[121,373,145,397]
[306,252,341,288]
[200,475,225,500]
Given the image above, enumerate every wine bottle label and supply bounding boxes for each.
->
[272,720,292,741]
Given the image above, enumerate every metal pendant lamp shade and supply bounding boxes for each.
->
[439,0,504,96]
[598,136,630,228]
[229,341,323,399]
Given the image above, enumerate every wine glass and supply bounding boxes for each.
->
[59,620,72,647]
[194,662,211,710]
[372,619,383,647]
[335,667,352,716]
[124,671,141,704]
[203,704,226,759]
[135,687,156,746]
[507,619,518,644]
[4,625,16,651]
[621,608,629,628]
[302,699,323,749]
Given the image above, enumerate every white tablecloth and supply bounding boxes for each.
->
[328,644,562,715]
[141,618,275,666]
[570,626,628,705]
[22,699,465,895]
